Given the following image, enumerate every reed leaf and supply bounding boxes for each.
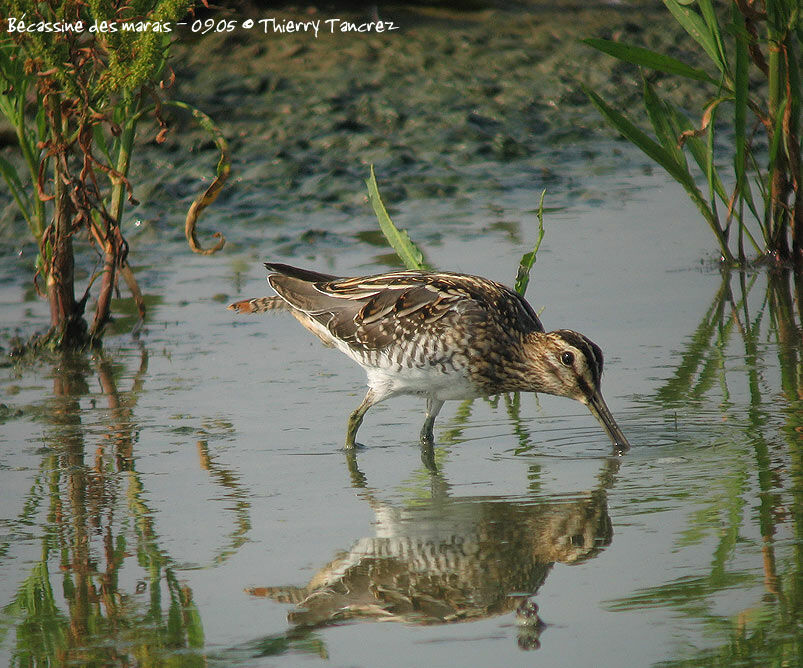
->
[583,38,716,83]
[366,165,428,271]
[92,123,113,166]
[735,182,763,250]
[514,189,546,296]
[767,97,788,168]
[0,155,32,229]
[583,84,733,260]
[586,0,799,263]
[697,0,730,74]
[582,85,692,187]
[733,4,750,260]
[704,100,722,228]
[642,77,686,168]
[664,102,729,207]
[663,0,728,77]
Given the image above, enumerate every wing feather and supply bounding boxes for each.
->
[264,264,545,353]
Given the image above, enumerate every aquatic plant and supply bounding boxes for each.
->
[0,0,227,350]
[365,166,547,297]
[365,166,429,271]
[584,0,801,267]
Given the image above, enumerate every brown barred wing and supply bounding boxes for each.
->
[266,266,544,355]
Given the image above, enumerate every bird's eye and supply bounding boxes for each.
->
[560,351,574,366]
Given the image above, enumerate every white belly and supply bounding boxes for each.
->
[363,360,478,401]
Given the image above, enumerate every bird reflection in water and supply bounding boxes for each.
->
[247,454,619,651]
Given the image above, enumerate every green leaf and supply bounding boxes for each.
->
[698,0,730,73]
[365,165,428,271]
[583,38,716,83]
[582,85,693,187]
[767,97,788,167]
[735,172,761,240]
[584,84,732,261]
[732,9,749,181]
[642,76,686,167]
[732,3,749,258]
[663,102,728,206]
[93,123,113,165]
[514,189,546,296]
[35,100,47,141]
[663,0,728,76]
[0,154,33,228]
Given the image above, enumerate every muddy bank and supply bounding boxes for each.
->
[163,2,706,216]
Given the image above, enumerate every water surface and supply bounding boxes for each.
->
[0,4,800,667]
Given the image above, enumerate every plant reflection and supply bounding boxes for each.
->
[1,349,250,666]
[245,451,621,654]
[613,268,802,667]
[435,393,536,454]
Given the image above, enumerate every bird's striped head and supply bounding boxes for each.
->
[522,329,629,452]
[522,329,603,399]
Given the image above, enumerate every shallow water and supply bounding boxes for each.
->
[2,163,800,666]
[1,4,801,667]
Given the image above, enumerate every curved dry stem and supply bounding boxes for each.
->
[184,180,227,255]
[174,103,230,256]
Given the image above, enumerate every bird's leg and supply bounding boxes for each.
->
[346,389,379,449]
[419,398,445,445]
[420,441,438,473]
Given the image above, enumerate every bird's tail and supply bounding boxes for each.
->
[227,296,289,314]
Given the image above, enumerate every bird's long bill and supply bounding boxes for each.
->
[584,388,630,453]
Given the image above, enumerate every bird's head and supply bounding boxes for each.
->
[522,329,630,452]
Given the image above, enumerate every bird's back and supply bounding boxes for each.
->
[266,263,544,351]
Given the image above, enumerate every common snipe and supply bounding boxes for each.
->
[229,263,630,452]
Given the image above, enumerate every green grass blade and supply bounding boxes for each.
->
[767,96,788,167]
[732,3,749,260]
[755,98,789,237]
[664,101,729,207]
[663,0,728,77]
[583,38,716,83]
[732,8,749,184]
[365,165,428,271]
[698,0,730,74]
[734,178,763,252]
[0,154,33,228]
[642,77,686,167]
[582,85,692,186]
[704,100,723,229]
[92,123,114,165]
[584,84,732,260]
[35,99,47,140]
[514,189,546,296]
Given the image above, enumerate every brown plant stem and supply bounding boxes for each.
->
[43,94,88,347]
[89,243,117,341]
